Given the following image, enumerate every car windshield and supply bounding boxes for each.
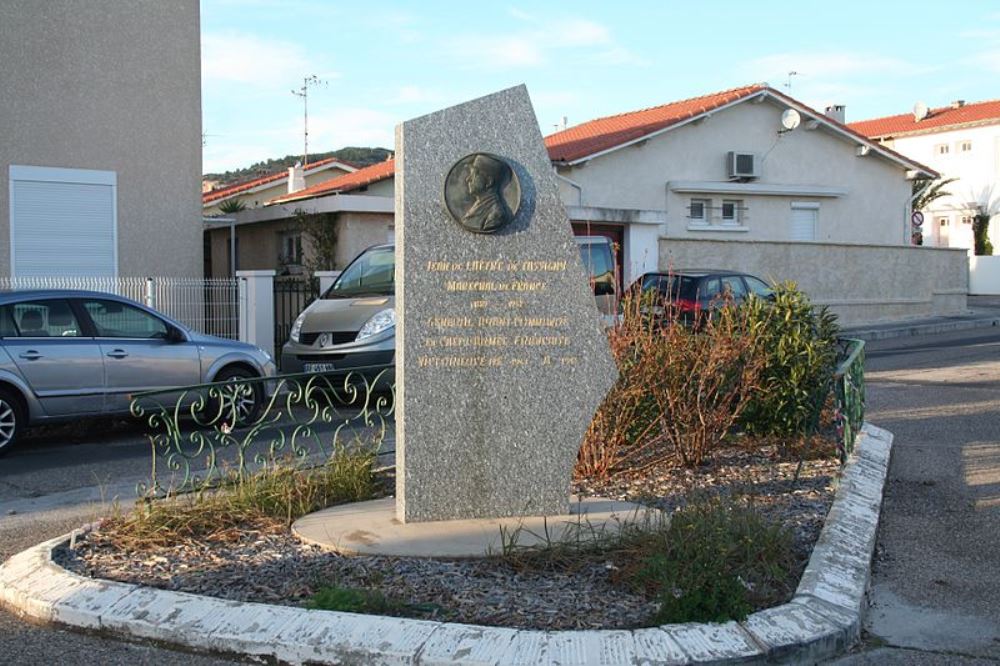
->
[578,240,615,296]
[324,246,395,298]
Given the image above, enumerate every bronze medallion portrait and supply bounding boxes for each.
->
[444,153,521,234]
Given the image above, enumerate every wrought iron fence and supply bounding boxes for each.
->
[273,276,320,363]
[833,338,865,463]
[0,276,239,339]
[129,369,395,496]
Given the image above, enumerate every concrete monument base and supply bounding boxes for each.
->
[292,496,662,558]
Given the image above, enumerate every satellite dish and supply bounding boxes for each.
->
[913,101,929,122]
[780,108,801,131]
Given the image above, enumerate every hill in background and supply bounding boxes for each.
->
[204,146,392,186]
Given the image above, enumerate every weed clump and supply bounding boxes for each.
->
[101,446,380,549]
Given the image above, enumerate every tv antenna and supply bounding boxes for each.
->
[291,75,327,167]
[784,71,801,90]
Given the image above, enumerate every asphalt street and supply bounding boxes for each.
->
[0,329,998,664]
[831,328,1000,665]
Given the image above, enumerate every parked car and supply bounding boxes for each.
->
[626,269,773,323]
[0,290,276,455]
[280,236,618,380]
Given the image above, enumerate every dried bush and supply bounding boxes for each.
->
[577,287,767,477]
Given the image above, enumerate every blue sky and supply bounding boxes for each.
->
[201,1,1000,174]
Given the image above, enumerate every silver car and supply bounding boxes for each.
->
[280,237,618,380]
[0,290,276,455]
[281,244,396,383]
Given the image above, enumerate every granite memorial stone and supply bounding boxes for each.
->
[395,85,617,523]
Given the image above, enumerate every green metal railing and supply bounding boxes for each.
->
[832,338,865,463]
[129,369,395,496]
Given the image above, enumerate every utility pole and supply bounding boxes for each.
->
[291,75,326,167]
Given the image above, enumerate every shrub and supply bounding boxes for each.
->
[626,495,795,624]
[577,288,767,476]
[739,283,839,438]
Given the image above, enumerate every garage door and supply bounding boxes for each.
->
[9,165,117,277]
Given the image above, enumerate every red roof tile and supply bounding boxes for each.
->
[202,157,351,205]
[544,85,767,163]
[269,158,396,204]
[265,84,936,206]
[849,99,1000,138]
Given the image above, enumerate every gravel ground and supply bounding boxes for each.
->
[58,444,839,631]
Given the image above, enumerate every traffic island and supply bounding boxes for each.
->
[0,424,892,665]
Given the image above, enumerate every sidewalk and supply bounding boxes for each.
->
[840,296,1000,341]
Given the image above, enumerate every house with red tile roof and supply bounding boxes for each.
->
[204,158,395,277]
[202,157,357,216]
[850,98,1000,250]
[205,85,969,325]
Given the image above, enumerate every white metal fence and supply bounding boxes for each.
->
[0,276,240,339]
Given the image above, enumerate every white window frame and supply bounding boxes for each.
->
[935,143,950,155]
[721,199,744,225]
[688,197,710,224]
[9,165,118,278]
[958,140,972,153]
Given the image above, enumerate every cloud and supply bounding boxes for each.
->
[202,31,337,87]
[445,15,640,70]
[307,107,397,151]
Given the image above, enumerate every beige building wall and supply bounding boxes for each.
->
[0,0,202,277]
[206,212,394,278]
[557,100,914,247]
[659,238,968,325]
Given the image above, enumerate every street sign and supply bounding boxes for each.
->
[912,211,925,228]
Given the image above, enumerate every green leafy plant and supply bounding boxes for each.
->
[293,208,340,272]
[974,211,994,256]
[627,495,794,624]
[739,283,839,439]
[216,198,247,214]
[308,586,398,614]
[491,495,794,625]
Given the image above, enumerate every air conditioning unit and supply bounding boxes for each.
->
[727,151,758,180]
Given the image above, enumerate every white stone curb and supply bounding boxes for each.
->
[0,424,892,665]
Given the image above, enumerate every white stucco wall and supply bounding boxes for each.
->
[0,0,202,278]
[881,122,1000,249]
[659,238,968,325]
[556,98,914,248]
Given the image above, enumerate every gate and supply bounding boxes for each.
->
[273,275,319,365]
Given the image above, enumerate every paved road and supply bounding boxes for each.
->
[832,329,1000,664]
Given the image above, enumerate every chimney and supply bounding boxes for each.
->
[951,100,966,109]
[287,162,305,193]
[824,104,846,124]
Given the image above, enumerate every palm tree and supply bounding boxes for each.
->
[217,198,247,215]
[911,177,957,211]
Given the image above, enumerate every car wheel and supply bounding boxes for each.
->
[211,367,263,427]
[0,388,25,457]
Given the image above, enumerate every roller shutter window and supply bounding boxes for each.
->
[790,201,819,242]
[9,166,117,277]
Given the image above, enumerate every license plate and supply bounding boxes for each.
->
[304,363,337,373]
